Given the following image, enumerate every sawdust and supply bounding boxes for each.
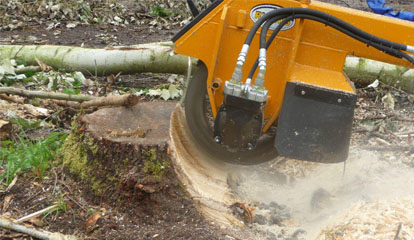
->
[318,197,414,239]
[231,149,414,239]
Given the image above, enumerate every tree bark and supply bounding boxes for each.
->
[344,57,414,91]
[0,42,194,76]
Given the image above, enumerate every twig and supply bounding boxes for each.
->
[14,204,58,224]
[15,66,42,74]
[0,87,93,102]
[365,145,414,152]
[0,216,78,240]
[394,223,402,240]
[0,94,25,104]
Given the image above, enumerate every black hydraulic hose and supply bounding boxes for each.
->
[259,15,289,50]
[248,16,294,79]
[248,14,414,79]
[244,8,408,52]
[259,13,409,59]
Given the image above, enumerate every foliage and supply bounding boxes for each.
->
[149,6,172,18]
[41,193,68,222]
[0,132,67,186]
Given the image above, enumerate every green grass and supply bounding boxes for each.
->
[149,6,172,18]
[0,132,67,186]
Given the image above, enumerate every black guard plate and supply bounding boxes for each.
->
[275,82,357,163]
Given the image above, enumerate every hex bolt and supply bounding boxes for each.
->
[301,90,306,95]
[247,143,253,151]
[214,136,221,143]
[338,98,342,103]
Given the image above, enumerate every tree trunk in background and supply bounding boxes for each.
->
[0,43,413,92]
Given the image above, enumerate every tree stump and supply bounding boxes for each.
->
[58,101,177,202]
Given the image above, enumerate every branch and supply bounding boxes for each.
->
[0,216,78,240]
[53,94,139,109]
[0,87,93,102]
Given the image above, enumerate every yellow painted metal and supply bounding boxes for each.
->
[173,0,414,132]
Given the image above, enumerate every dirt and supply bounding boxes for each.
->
[0,1,413,240]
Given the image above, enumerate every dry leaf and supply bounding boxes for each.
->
[85,212,102,228]
[35,57,51,72]
[0,119,12,141]
[382,93,395,110]
[2,195,14,212]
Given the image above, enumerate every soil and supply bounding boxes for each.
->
[0,1,413,240]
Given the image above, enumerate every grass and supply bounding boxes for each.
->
[0,131,67,186]
[149,6,172,18]
[41,193,68,222]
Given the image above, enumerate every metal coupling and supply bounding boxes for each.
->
[407,45,414,53]
[231,64,243,82]
[254,66,266,87]
[223,80,244,97]
[236,44,250,63]
[247,85,268,102]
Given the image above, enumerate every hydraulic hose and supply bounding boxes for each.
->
[247,13,414,80]
[245,8,408,51]
[258,14,412,60]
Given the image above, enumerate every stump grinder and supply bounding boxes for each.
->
[171,0,414,165]
[168,0,414,225]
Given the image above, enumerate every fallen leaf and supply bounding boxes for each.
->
[160,89,170,100]
[168,85,181,99]
[2,195,14,212]
[0,120,12,141]
[28,217,42,226]
[148,89,162,97]
[367,79,379,88]
[382,93,395,110]
[66,22,78,29]
[408,95,414,103]
[85,212,101,228]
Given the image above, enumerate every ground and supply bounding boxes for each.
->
[0,0,413,240]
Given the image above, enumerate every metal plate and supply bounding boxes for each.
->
[275,82,357,163]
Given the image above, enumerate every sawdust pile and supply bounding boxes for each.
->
[318,197,414,239]
[231,149,414,239]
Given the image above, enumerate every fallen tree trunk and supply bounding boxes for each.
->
[0,43,413,91]
[345,57,414,91]
[0,42,193,76]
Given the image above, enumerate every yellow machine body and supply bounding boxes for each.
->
[173,0,414,132]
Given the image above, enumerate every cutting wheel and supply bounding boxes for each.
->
[180,61,278,165]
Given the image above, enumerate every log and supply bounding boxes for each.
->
[0,43,413,91]
[0,42,193,76]
[345,56,414,91]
